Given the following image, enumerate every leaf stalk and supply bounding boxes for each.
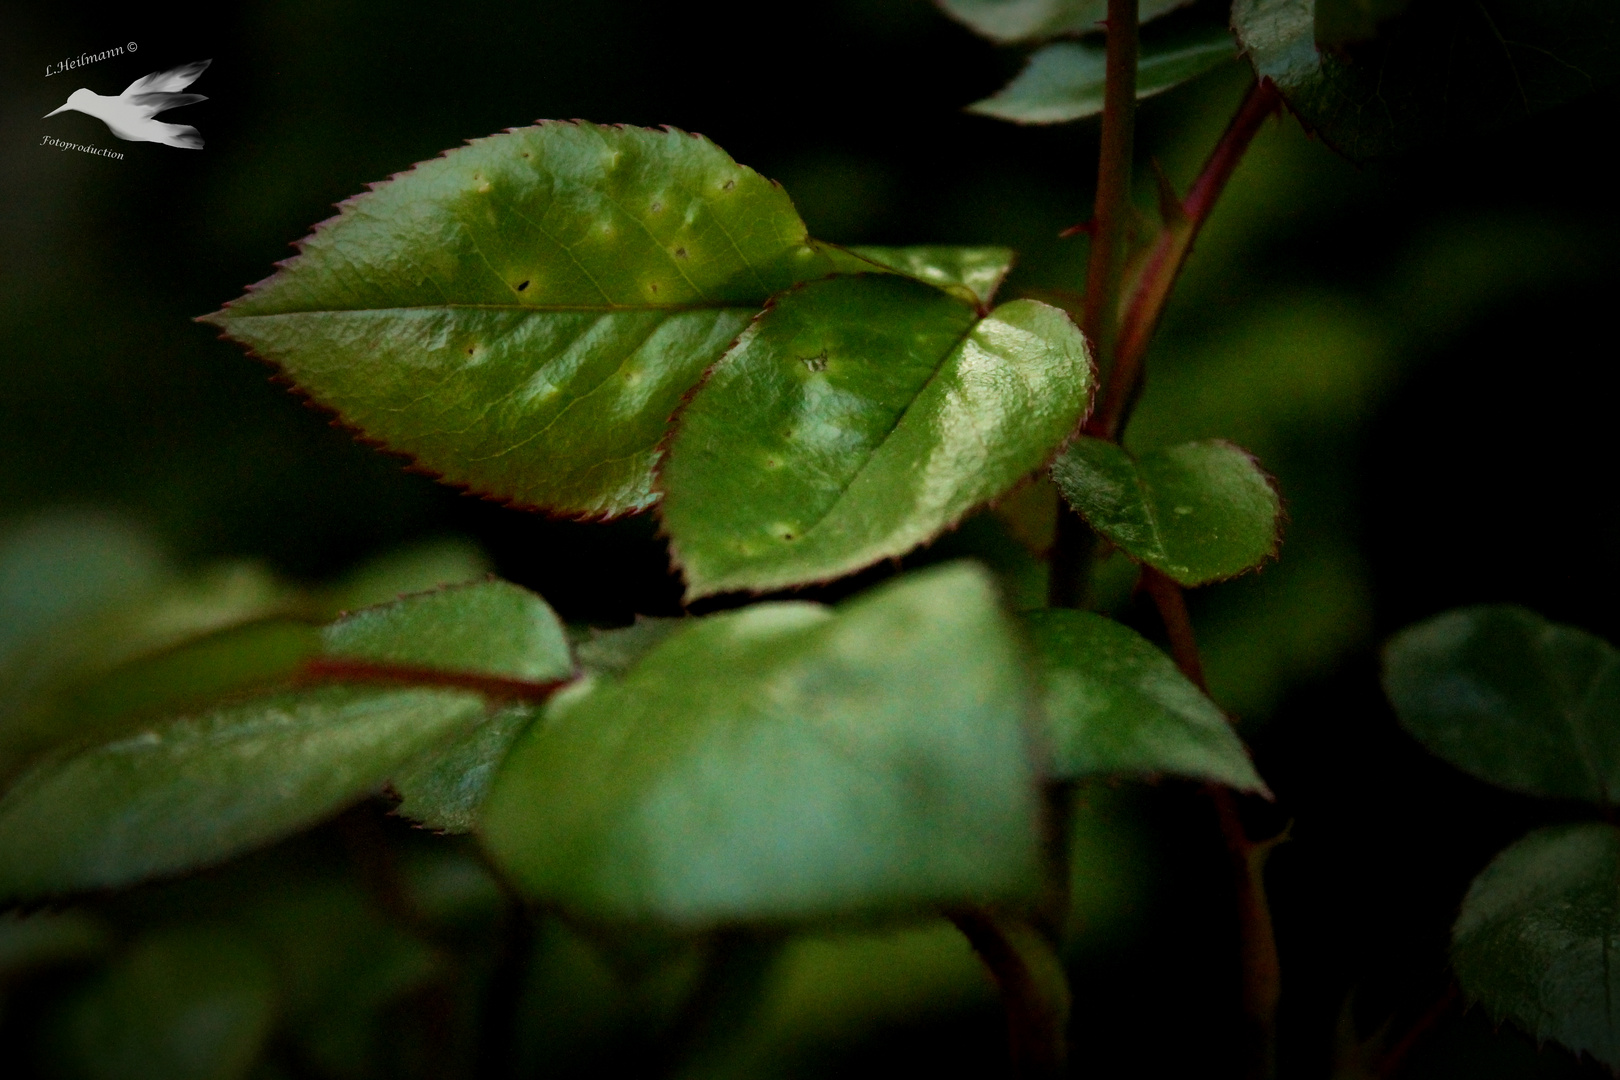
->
[1085,78,1283,441]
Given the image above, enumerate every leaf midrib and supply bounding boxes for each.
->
[775,314,984,558]
[217,300,754,318]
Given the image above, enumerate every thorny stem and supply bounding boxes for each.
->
[299,657,573,702]
[1084,78,1283,442]
[950,910,1070,1077]
[1049,0,1138,608]
[1143,567,1282,1080]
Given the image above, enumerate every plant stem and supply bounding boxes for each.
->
[1085,78,1282,442]
[299,657,573,702]
[1142,567,1281,1080]
[1378,982,1460,1077]
[950,910,1070,1077]
[1049,0,1139,607]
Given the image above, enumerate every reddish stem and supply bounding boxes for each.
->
[1379,982,1460,1077]
[299,657,572,702]
[1143,567,1281,1080]
[950,910,1069,1077]
[1085,79,1283,441]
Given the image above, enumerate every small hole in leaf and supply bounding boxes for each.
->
[722,179,736,191]
[651,201,663,213]
[649,282,659,293]
[674,247,688,259]
[516,280,530,292]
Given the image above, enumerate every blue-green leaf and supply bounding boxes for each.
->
[480,563,1043,925]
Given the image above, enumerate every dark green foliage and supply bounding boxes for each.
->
[660,277,1091,597]
[1051,438,1280,586]
[1453,823,1620,1070]
[1234,0,1620,159]
[970,26,1237,124]
[480,564,1044,924]
[1024,609,1266,792]
[1383,605,1620,803]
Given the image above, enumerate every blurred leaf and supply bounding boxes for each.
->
[62,621,322,733]
[662,921,993,1078]
[840,245,1015,306]
[43,926,277,1080]
[1384,605,1620,803]
[202,122,854,518]
[1024,609,1267,792]
[1052,437,1280,586]
[969,28,1236,124]
[1,910,110,979]
[0,687,489,902]
[662,276,1091,599]
[321,579,572,681]
[319,581,571,832]
[320,538,492,616]
[2,515,299,780]
[481,563,1043,924]
[0,511,168,673]
[1234,0,1620,160]
[393,703,538,833]
[937,0,1192,43]
[1452,823,1620,1070]
[573,618,688,678]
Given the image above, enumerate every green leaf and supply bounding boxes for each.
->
[1024,609,1267,792]
[43,926,277,1080]
[1234,0,1620,160]
[480,563,1043,925]
[573,618,687,678]
[661,276,1092,599]
[1383,605,1620,804]
[938,0,1193,44]
[969,28,1237,124]
[0,686,489,902]
[202,122,854,518]
[1051,437,1280,587]
[392,703,537,833]
[1452,823,1620,1070]
[321,579,572,681]
[839,246,1015,308]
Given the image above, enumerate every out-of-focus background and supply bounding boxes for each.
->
[3,1,1617,1077]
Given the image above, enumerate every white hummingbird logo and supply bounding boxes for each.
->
[44,59,212,150]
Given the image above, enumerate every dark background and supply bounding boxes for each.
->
[4,1,1617,1076]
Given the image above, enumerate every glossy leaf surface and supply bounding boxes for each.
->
[480,563,1042,925]
[1383,606,1620,804]
[662,276,1091,599]
[1051,438,1279,586]
[1025,609,1266,792]
[1234,0,1620,160]
[0,687,487,901]
[203,122,853,517]
[321,579,572,681]
[46,927,277,1080]
[1453,823,1620,1070]
[970,27,1236,124]
[939,0,1191,43]
[392,703,537,832]
[840,245,1015,307]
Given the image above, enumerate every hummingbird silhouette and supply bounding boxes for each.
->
[44,60,211,149]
